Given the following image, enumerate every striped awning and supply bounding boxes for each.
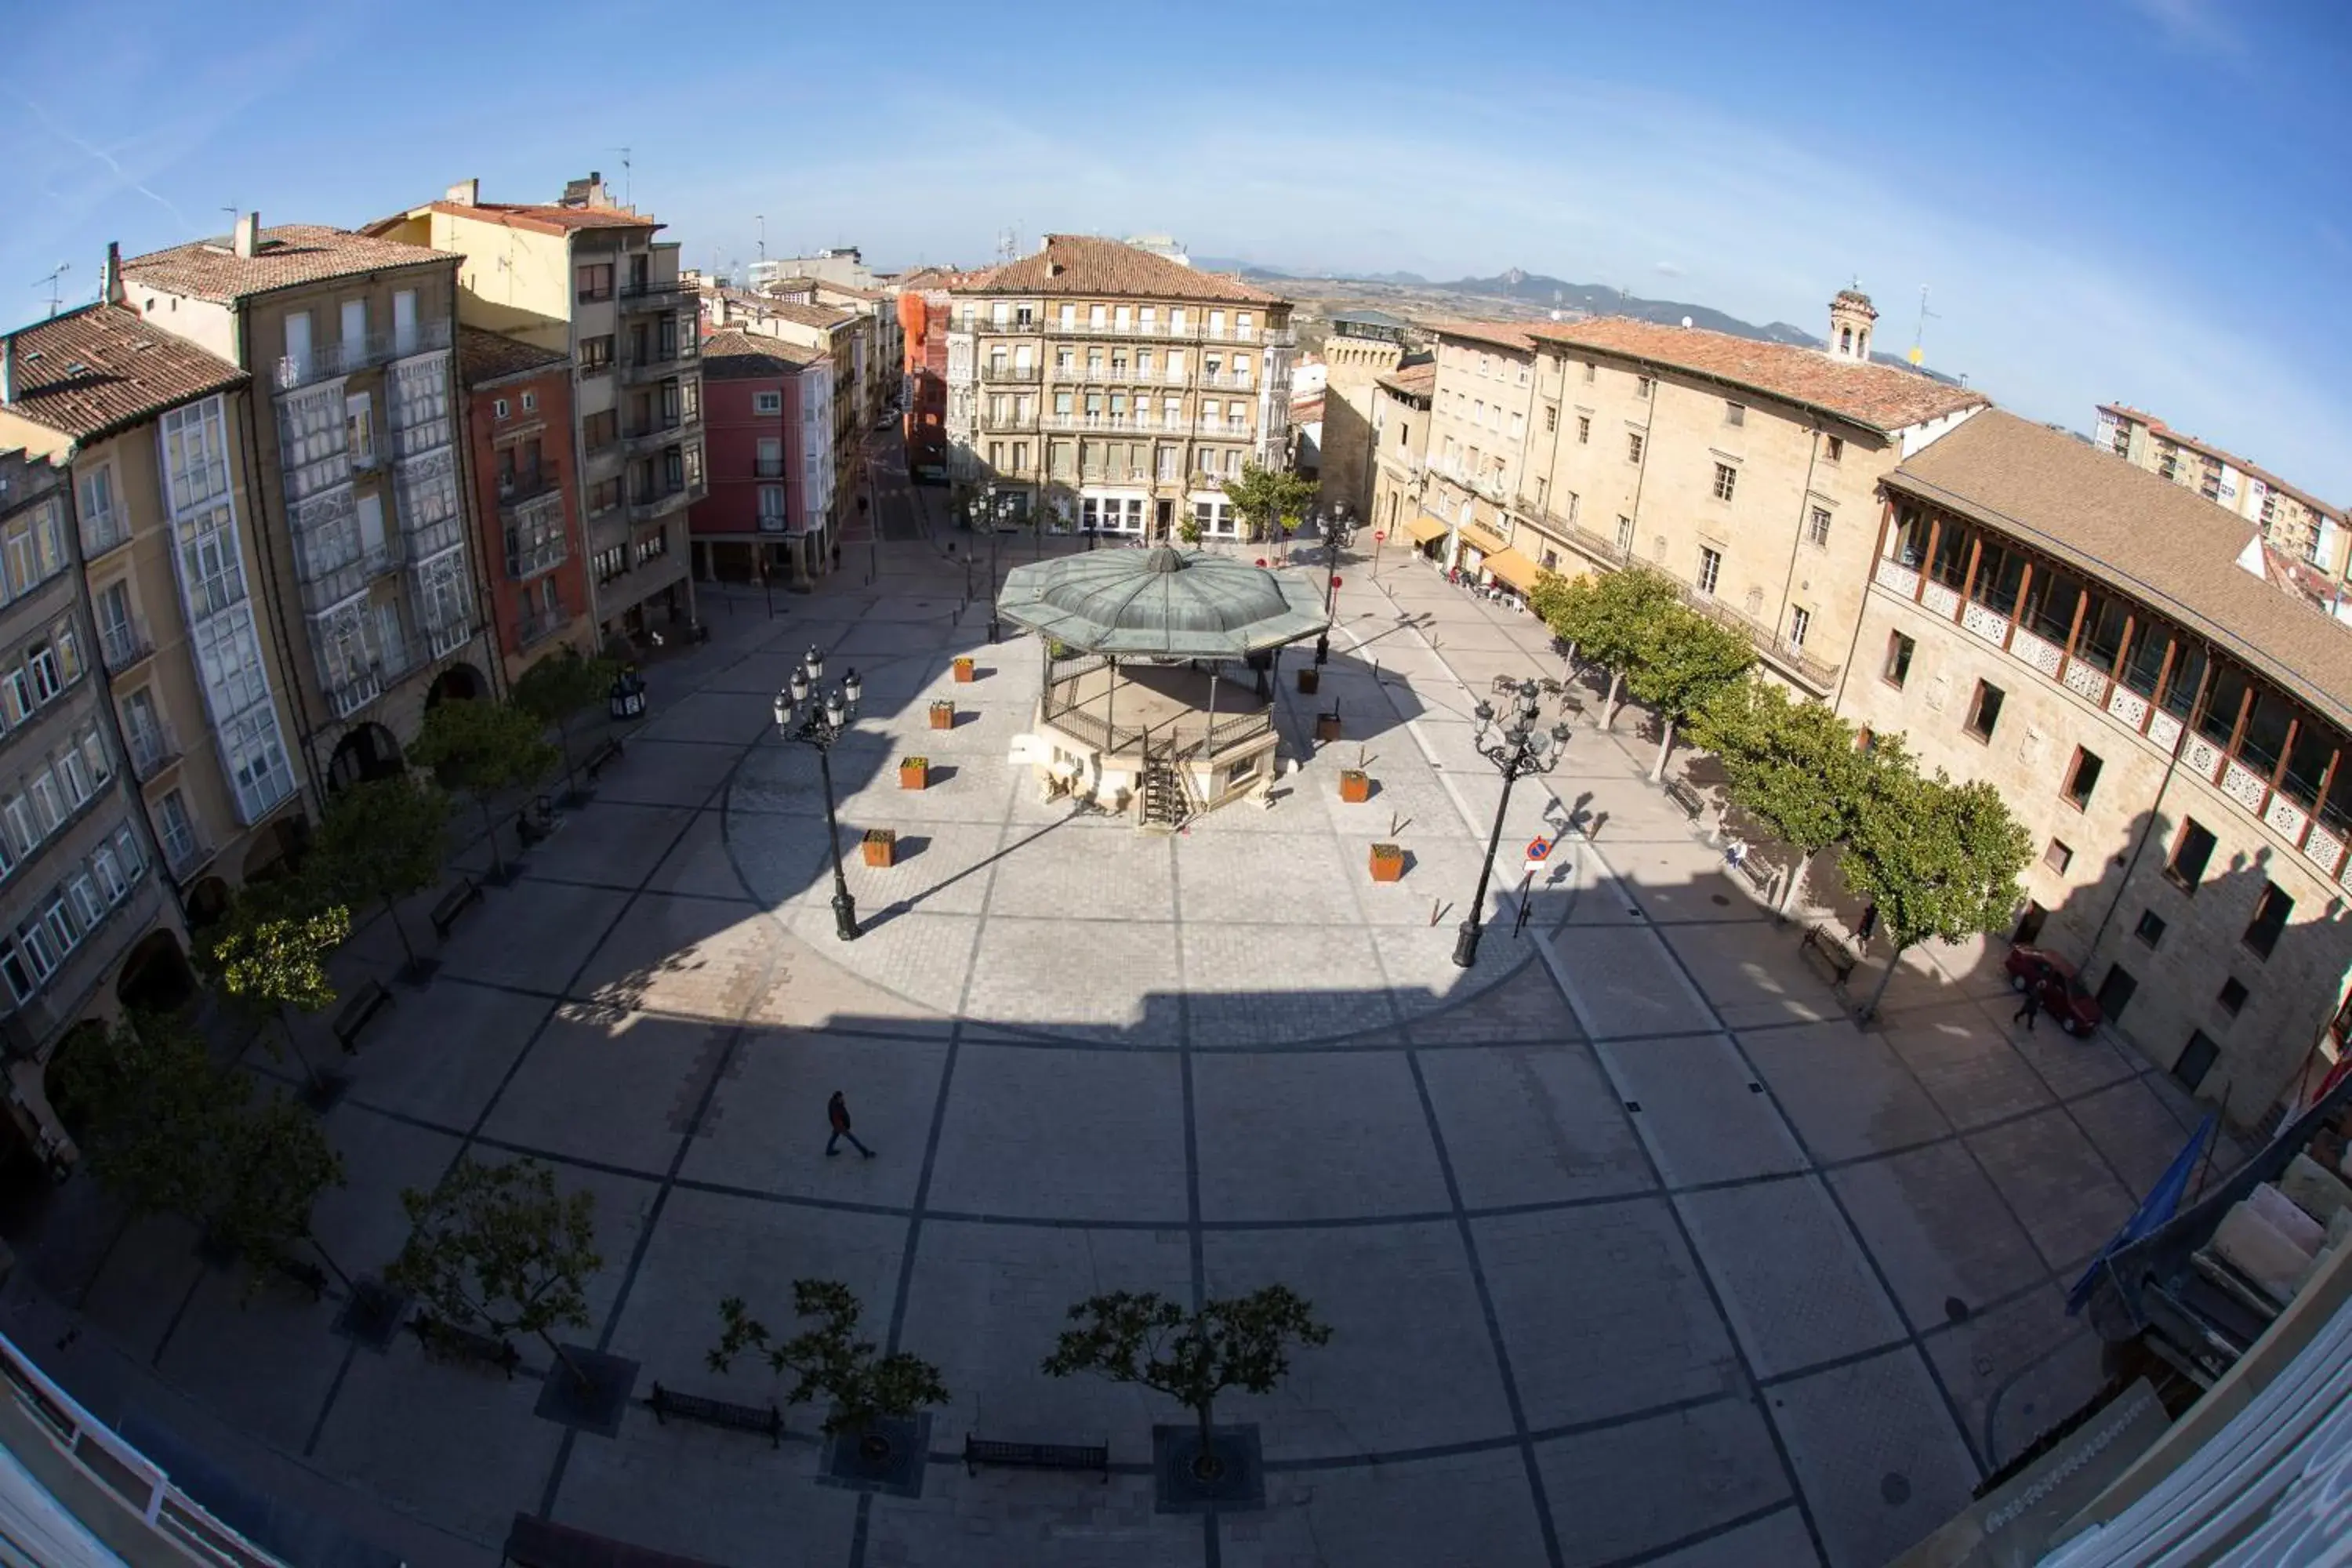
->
[1459,522,1508,557]
[1483,548,1542,593]
[1406,514,1450,545]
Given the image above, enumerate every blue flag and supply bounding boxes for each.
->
[2067,1112,2216,1316]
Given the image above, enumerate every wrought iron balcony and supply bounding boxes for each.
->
[620,349,689,385]
[496,469,558,514]
[619,278,693,310]
[624,419,685,455]
[125,718,182,782]
[980,361,1043,383]
[272,318,452,391]
[99,615,157,675]
[753,459,786,477]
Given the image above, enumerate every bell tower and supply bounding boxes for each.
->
[1828,285,1877,364]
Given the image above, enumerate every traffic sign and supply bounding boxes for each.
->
[1526,837,1552,862]
[1374,530,1387,543]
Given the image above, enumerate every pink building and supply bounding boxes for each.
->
[690,330,836,586]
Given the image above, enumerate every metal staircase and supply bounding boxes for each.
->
[1138,730,1189,829]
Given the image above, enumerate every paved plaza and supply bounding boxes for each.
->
[3,489,2248,1568]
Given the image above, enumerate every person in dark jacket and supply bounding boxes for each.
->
[2012,988,2042,1032]
[826,1091,875,1158]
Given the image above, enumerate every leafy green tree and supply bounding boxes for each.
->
[314,775,449,978]
[1690,680,1894,915]
[708,1281,949,1447]
[50,1012,241,1224]
[1221,463,1316,546]
[205,898,350,1098]
[1043,1286,1333,1478]
[387,1156,602,1383]
[209,1090,349,1296]
[408,699,560,882]
[1530,568,1679,731]
[1842,764,2032,1021]
[1624,604,1754,782]
[513,652,619,804]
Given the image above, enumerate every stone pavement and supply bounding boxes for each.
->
[1,514,2243,1568]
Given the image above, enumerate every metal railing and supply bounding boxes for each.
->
[753,458,786,477]
[99,615,156,674]
[630,479,701,521]
[294,539,403,617]
[624,418,686,453]
[1040,699,1273,760]
[496,469,557,512]
[619,278,693,306]
[79,510,132,562]
[125,717,181,781]
[620,350,688,384]
[161,822,213,880]
[980,361,1043,383]
[272,318,452,391]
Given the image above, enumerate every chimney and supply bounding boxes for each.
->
[100,241,122,307]
[1,336,14,407]
[445,178,480,207]
[233,211,260,259]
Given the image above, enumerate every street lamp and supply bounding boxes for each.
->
[774,647,865,942]
[1314,508,1346,666]
[1453,680,1571,969]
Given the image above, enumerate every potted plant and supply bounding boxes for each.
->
[1297,666,1320,695]
[862,828,896,868]
[1369,843,1405,883]
[929,701,955,731]
[898,757,928,790]
[1338,770,1370,804]
[952,656,976,684]
[1316,708,1344,742]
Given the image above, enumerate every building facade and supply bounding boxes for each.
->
[700,292,868,540]
[690,332,834,586]
[457,329,595,682]
[1417,321,1544,590]
[1316,310,1410,521]
[119,217,495,790]
[943,234,1296,542]
[2094,403,2347,578]
[365,177,702,648]
[1367,359,1436,564]
[1841,410,2352,1124]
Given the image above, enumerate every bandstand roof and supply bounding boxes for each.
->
[998,548,1329,658]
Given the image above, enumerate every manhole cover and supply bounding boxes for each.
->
[1881,1472,1911,1506]
[1711,894,1730,906]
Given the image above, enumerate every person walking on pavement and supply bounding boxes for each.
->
[2013,987,2042,1032]
[826,1091,874,1158]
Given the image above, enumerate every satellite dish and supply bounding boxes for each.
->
[1680,316,1693,329]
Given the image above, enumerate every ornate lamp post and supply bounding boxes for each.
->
[1454,680,1570,969]
[774,647,865,942]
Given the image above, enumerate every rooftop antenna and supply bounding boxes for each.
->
[997,227,1018,265]
[33,263,69,318]
[221,205,238,234]
[756,216,767,263]
[1907,285,1940,368]
[608,148,633,207]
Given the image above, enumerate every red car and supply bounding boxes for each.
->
[2005,946,2103,1035]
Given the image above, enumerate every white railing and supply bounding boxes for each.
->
[272,318,452,391]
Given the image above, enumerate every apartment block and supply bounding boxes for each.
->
[804,278,902,430]
[1418,321,1545,591]
[943,234,1296,541]
[119,218,494,789]
[701,291,868,543]
[0,298,308,931]
[1842,410,2352,1123]
[458,330,595,682]
[1316,310,1411,521]
[690,332,835,586]
[1367,358,1436,561]
[2094,403,2347,577]
[366,176,702,647]
[895,267,989,481]
[0,452,176,1173]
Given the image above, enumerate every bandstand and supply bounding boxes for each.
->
[996,546,1328,826]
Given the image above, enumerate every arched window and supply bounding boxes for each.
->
[1839,327,1853,354]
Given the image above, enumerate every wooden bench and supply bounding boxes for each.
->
[962,1434,1110,1481]
[1800,923,1858,989]
[410,1313,520,1378]
[502,1512,728,1568]
[644,1381,782,1447]
[429,875,483,942]
[583,736,626,782]
[1663,775,1706,822]
[331,978,393,1054]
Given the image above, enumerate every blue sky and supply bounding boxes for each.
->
[7,0,2347,494]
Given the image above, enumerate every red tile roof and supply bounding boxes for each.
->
[1531,316,1986,434]
[123,225,452,303]
[701,330,825,379]
[960,235,1283,306]
[419,201,658,238]
[1425,320,1540,354]
[457,327,569,388]
[1377,361,1439,400]
[0,304,246,441]
[726,297,856,332]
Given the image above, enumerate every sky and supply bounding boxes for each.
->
[5,0,2348,494]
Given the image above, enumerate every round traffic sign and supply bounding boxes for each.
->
[1374,530,1387,543]
[1526,837,1552,862]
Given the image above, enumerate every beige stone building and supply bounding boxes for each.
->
[365,177,702,647]
[1367,359,1436,565]
[1504,291,1987,695]
[118,218,495,788]
[2094,402,2346,576]
[0,301,310,934]
[1416,321,1548,591]
[942,235,1295,542]
[1843,409,2352,1124]
[1315,309,1411,521]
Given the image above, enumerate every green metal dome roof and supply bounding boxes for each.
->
[997,548,1329,658]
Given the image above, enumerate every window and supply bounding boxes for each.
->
[1635,376,1653,400]
[1964,680,2005,741]
[2242,882,2292,959]
[584,410,619,452]
[1824,435,1844,463]
[1544,406,1558,434]
[77,466,122,557]
[588,477,621,516]
[2135,909,2168,946]
[345,391,376,466]
[577,263,614,302]
[1573,413,1591,446]
[1711,463,1737,502]
[2062,748,2103,808]
[1627,432,1644,464]
[1696,546,1722,597]
[2044,838,2074,873]
[1615,515,1635,555]
[521,390,536,412]
[1724,401,1745,427]
[492,397,510,421]
[2216,977,2249,1015]
[2168,818,2217,892]
[1808,506,1832,547]
[754,390,783,416]
[579,336,614,372]
[1787,605,1812,648]
[2173,1031,2220,1091]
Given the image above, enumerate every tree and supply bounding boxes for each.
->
[209,1090,349,1296]
[513,652,619,805]
[1624,604,1753,781]
[313,775,449,979]
[707,1281,949,1452]
[1221,463,1316,547]
[1042,1286,1333,1478]
[387,1156,601,1383]
[1530,568,1679,731]
[408,699,559,883]
[1689,679,1892,915]
[1842,764,2032,1020]
[205,898,351,1099]
[50,1012,241,1224]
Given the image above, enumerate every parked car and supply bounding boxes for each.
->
[2005,945,2103,1034]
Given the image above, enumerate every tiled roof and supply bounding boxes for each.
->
[1290,394,1325,424]
[420,201,657,238]
[2097,403,2343,522]
[1889,410,2352,732]
[1425,320,1540,354]
[701,330,824,379]
[1531,316,1987,434]
[123,225,452,303]
[811,279,885,302]
[720,293,856,332]
[457,327,568,388]
[1377,361,1439,400]
[0,304,246,441]
[959,235,1283,306]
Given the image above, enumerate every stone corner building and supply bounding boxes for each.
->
[943,235,1297,543]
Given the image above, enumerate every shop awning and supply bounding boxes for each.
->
[1483,548,1543,594]
[1459,522,1508,557]
[1406,514,1450,546]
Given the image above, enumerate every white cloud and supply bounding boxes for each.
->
[1654,262,1685,278]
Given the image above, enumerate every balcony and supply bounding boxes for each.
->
[980,361,1043,384]
[619,278,694,310]
[272,318,452,391]
[751,457,787,478]
[620,347,689,386]
[125,717,182,782]
[629,478,702,523]
[1196,421,1252,441]
[623,418,686,455]
[79,510,132,563]
[295,540,403,618]
[99,615,157,676]
[1197,371,1254,391]
[496,468,557,514]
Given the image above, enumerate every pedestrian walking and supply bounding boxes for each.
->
[1855,903,1879,944]
[826,1091,875,1158]
[2012,988,2041,1032]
